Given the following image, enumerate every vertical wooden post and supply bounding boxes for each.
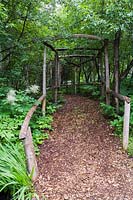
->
[23,127,38,181]
[78,58,82,93]
[123,101,130,150]
[74,67,77,94]
[98,52,104,96]
[54,53,58,103]
[95,57,100,81]
[58,59,61,87]
[78,68,81,93]
[114,30,121,113]
[104,39,110,105]
[42,47,46,115]
[50,62,53,86]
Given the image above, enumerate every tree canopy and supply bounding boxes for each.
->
[0,0,132,88]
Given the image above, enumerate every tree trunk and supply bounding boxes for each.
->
[54,53,58,103]
[78,68,81,93]
[42,47,47,115]
[98,52,105,96]
[114,30,121,112]
[74,67,77,94]
[120,59,133,80]
[95,57,100,81]
[58,60,61,87]
[104,39,110,105]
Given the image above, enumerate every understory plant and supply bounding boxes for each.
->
[0,142,39,200]
[0,87,58,199]
[80,85,100,98]
[0,88,55,148]
[100,95,133,156]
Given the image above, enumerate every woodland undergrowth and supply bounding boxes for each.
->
[0,87,58,200]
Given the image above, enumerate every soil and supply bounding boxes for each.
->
[35,95,133,200]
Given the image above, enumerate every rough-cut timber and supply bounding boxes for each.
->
[123,101,131,150]
[35,95,133,200]
[19,95,45,139]
[43,41,57,53]
[108,89,130,103]
[114,30,121,112]
[72,34,102,40]
[56,47,100,51]
[23,127,38,181]
[54,53,58,103]
[42,47,47,115]
[59,55,95,58]
[104,39,110,105]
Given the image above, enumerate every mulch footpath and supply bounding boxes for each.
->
[35,95,133,200]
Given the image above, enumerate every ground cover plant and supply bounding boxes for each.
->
[0,0,132,199]
[100,77,133,156]
[0,87,56,199]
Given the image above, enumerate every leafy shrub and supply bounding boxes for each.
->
[100,102,117,118]
[128,137,133,156]
[80,85,100,98]
[46,104,57,114]
[0,90,35,144]
[111,104,133,156]
[111,116,123,135]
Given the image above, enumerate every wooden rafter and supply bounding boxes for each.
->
[43,41,57,53]
[63,58,94,68]
[72,34,103,40]
[59,54,95,58]
[56,47,100,51]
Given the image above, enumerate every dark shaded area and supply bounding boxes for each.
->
[0,191,11,200]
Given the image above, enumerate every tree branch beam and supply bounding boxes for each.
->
[59,55,95,58]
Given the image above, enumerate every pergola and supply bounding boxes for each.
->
[42,34,130,153]
[19,34,131,181]
[42,34,110,105]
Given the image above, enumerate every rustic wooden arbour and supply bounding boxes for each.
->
[19,34,131,188]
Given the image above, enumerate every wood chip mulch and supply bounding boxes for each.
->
[35,95,133,200]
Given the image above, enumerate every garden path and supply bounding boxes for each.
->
[35,95,133,200]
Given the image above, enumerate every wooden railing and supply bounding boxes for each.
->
[19,95,45,181]
[107,89,131,150]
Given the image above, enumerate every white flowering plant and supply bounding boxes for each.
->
[7,89,16,105]
[25,84,40,94]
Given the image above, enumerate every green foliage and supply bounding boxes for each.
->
[31,115,53,155]
[120,77,133,96]
[0,142,38,200]
[100,102,117,118]
[111,116,123,136]
[128,137,133,157]
[36,115,53,130]
[0,88,53,146]
[110,99,133,137]
[101,95,133,156]
[0,0,133,196]
[46,104,57,115]
[0,90,35,144]
[0,87,55,198]
[80,85,100,98]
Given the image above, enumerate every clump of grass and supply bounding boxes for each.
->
[0,142,39,200]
